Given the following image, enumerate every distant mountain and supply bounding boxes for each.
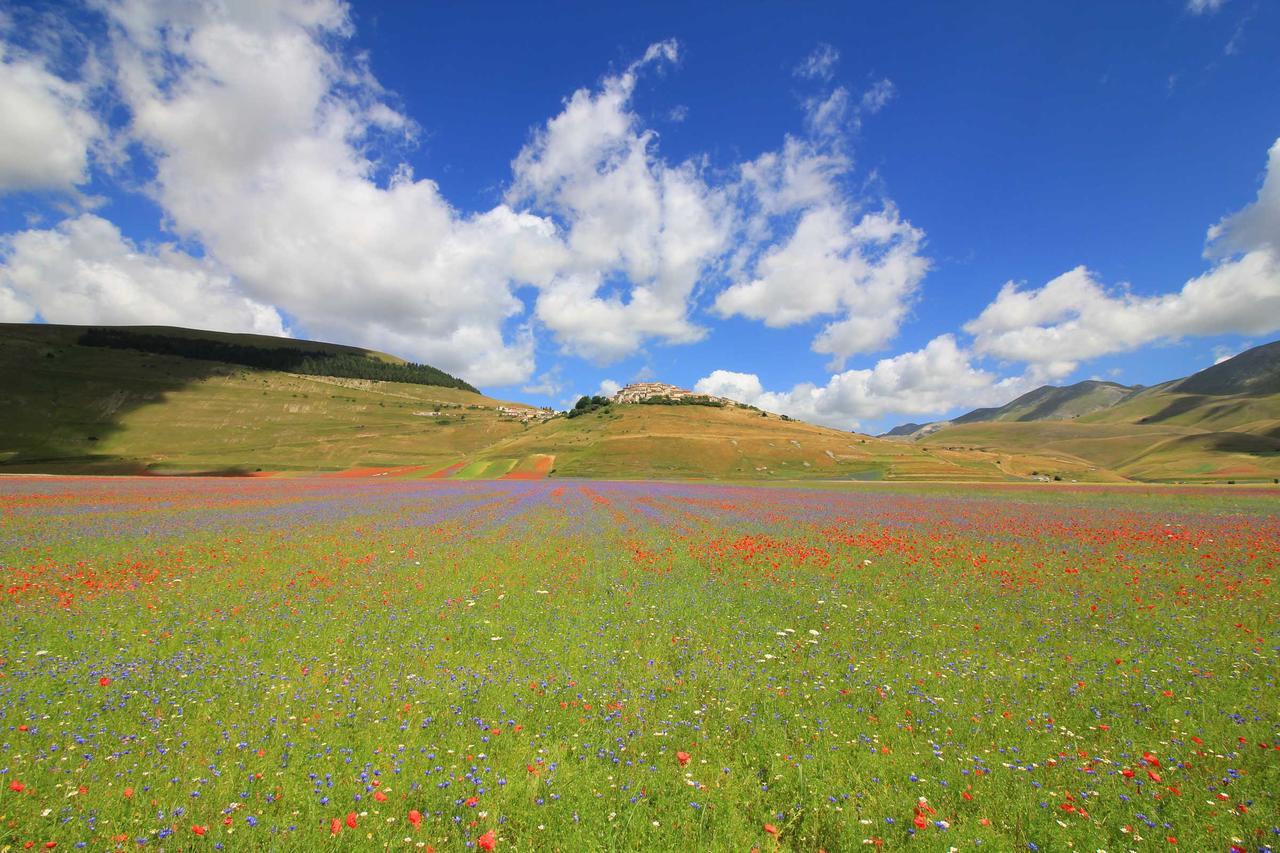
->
[1164,340,1280,396]
[901,340,1280,482]
[881,379,1135,437]
[882,422,928,437]
[884,342,1280,439]
[953,379,1136,424]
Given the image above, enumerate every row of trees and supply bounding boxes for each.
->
[78,328,478,392]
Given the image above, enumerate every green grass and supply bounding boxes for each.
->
[5,322,1279,483]
[454,459,518,479]
[0,323,536,474]
[1,477,1275,850]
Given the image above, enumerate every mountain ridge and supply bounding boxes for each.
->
[882,342,1280,438]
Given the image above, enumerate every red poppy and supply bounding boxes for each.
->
[191,825,207,836]
[99,677,111,687]
[123,787,133,798]
[8,780,24,792]
[676,751,691,766]
[373,790,387,802]
[408,809,422,828]
[763,823,779,836]
[465,796,479,807]
[477,829,497,851]
[345,812,358,829]
[329,817,341,835]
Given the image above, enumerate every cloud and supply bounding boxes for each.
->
[966,138,1280,375]
[0,214,285,333]
[697,133,1280,431]
[695,336,1031,429]
[3,8,923,387]
[860,79,896,114]
[794,43,839,81]
[522,366,564,397]
[1187,0,1227,14]
[0,41,102,194]
[966,257,1280,375]
[716,201,929,368]
[99,0,559,386]
[1212,344,1244,364]
[598,378,620,396]
[717,72,927,369]
[1207,137,1279,258]
[508,39,731,363]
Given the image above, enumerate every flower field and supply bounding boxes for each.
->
[1,477,1277,851]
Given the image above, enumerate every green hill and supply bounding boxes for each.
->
[918,341,1280,482]
[0,323,529,474]
[4,322,1276,482]
[461,400,1123,482]
[1165,340,1280,396]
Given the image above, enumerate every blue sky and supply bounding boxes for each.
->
[1,0,1277,432]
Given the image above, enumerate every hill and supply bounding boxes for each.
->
[1163,340,1280,396]
[881,422,929,437]
[951,379,1135,424]
[460,399,1123,482]
[0,323,536,475]
[914,341,1280,482]
[0,322,1123,482]
[4,322,1275,482]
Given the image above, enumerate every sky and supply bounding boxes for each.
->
[1,0,1278,433]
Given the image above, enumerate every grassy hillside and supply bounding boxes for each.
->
[0,323,536,474]
[8,322,1272,482]
[911,341,1280,483]
[464,402,1125,482]
[1165,339,1280,396]
[953,379,1134,424]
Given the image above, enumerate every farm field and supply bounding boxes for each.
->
[1,478,1277,851]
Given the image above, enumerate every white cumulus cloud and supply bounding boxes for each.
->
[0,41,102,194]
[696,335,1029,430]
[965,137,1280,376]
[1,8,929,390]
[716,203,928,366]
[100,0,561,386]
[0,214,285,333]
[508,39,731,363]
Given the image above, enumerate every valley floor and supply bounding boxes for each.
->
[1,477,1276,849]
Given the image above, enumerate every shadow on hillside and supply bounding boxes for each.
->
[1139,395,1213,424]
[0,327,250,474]
[1156,431,1280,455]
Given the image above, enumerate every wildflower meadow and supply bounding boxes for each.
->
[1,477,1276,851]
